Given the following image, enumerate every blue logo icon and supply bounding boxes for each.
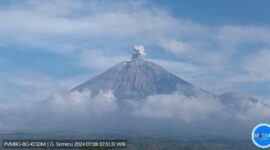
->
[252,123,270,148]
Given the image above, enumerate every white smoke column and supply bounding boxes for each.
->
[134,45,146,57]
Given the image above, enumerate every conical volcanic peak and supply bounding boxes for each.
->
[72,46,196,99]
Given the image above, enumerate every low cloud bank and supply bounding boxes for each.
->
[130,92,224,122]
[0,89,269,137]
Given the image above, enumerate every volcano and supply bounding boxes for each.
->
[72,45,205,99]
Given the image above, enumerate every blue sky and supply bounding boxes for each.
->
[0,0,270,103]
[155,0,270,25]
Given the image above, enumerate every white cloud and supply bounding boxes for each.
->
[131,92,224,122]
[130,91,270,123]
[1,0,270,75]
[0,0,180,53]
[0,89,118,132]
[45,89,117,114]
[243,49,270,81]
[1,87,269,135]
[218,25,270,47]
[160,39,191,53]
[0,70,70,103]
